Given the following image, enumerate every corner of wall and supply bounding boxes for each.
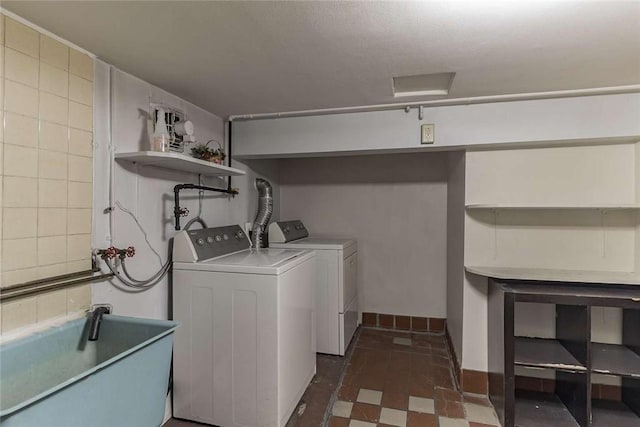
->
[446,150,466,370]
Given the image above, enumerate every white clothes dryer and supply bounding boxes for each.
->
[269,220,358,356]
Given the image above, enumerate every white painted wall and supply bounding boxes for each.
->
[466,144,637,205]
[91,62,280,320]
[446,151,465,363]
[279,152,448,318]
[233,93,640,158]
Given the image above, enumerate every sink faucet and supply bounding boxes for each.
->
[88,304,112,341]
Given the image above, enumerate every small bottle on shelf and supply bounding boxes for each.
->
[152,109,171,152]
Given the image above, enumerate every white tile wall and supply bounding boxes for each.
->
[69,101,92,130]
[69,74,92,105]
[37,235,67,266]
[38,150,68,180]
[5,17,38,57]
[3,237,38,270]
[3,208,37,239]
[68,181,92,208]
[39,121,68,152]
[68,155,92,182]
[38,208,67,237]
[69,49,93,81]
[38,179,67,208]
[1,297,37,332]
[40,62,68,97]
[67,234,91,261]
[67,208,91,234]
[4,144,38,177]
[1,15,95,334]
[36,289,67,321]
[68,128,92,157]
[4,176,38,207]
[39,35,68,70]
[4,113,38,146]
[5,80,38,116]
[39,92,68,125]
[5,48,38,87]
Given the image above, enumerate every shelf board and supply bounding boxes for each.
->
[466,203,640,210]
[115,151,246,176]
[592,343,640,378]
[515,337,586,371]
[592,399,640,426]
[515,391,580,427]
[465,266,640,286]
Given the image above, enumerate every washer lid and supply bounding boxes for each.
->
[174,248,316,275]
[271,236,356,250]
[204,248,307,267]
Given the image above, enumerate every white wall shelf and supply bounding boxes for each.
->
[466,203,640,210]
[465,266,640,286]
[115,151,246,176]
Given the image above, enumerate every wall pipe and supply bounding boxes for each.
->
[227,85,640,122]
[173,184,238,230]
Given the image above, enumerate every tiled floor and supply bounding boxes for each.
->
[166,327,500,427]
[327,328,500,427]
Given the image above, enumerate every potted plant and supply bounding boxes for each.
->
[191,140,226,164]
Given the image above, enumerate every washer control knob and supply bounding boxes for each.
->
[215,235,222,242]
[223,234,229,241]
[284,227,290,233]
[196,238,205,246]
[236,231,244,239]
[206,236,214,244]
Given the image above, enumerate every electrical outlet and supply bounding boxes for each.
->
[421,124,435,144]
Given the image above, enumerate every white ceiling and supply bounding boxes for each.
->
[4,1,640,118]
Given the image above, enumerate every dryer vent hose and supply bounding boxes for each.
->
[251,178,273,248]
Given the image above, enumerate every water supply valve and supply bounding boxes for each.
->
[96,246,136,260]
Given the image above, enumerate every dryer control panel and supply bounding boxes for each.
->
[173,224,250,262]
[269,220,309,243]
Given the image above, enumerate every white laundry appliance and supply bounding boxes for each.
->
[172,224,316,427]
[269,220,358,356]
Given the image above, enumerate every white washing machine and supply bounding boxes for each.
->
[172,224,316,427]
[269,220,358,356]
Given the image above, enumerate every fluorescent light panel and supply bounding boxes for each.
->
[393,72,455,97]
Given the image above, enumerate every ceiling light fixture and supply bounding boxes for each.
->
[392,72,456,97]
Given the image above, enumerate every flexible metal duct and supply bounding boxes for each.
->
[251,178,273,248]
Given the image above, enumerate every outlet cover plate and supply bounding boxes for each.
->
[421,124,435,144]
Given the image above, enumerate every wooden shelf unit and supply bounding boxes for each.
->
[487,279,640,427]
[515,337,586,372]
[115,151,246,176]
[591,343,640,378]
